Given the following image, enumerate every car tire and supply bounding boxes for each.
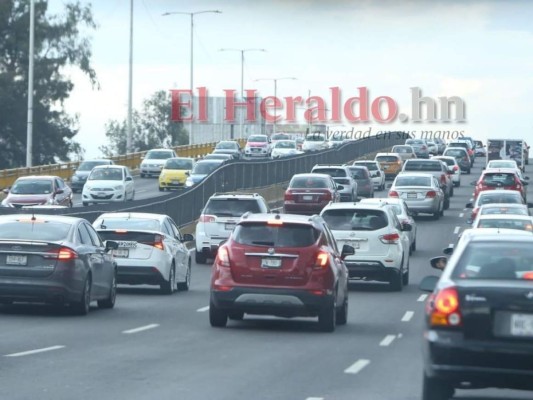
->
[72,276,91,315]
[159,186,164,192]
[82,202,89,207]
[318,298,336,332]
[389,269,403,292]
[444,196,450,210]
[140,173,145,178]
[412,240,417,252]
[177,260,191,291]
[228,311,244,321]
[433,209,440,220]
[422,374,454,400]
[98,271,117,309]
[160,265,176,295]
[467,168,471,174]
[130,190,135,201]
[402,261,410,286]
[195,251,207,264]
[336,292,348,325]
[209,300,228,328]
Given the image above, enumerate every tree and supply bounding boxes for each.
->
[0,0,97,169]
[99,90,188,156]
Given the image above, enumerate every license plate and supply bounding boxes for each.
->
[302,195,313,201]
[261,258,281,268]
[346,241,360,249]
[97,192,107,197]
[495,187,505,190]
[407,192,417,198]
[6,255,27,266]
[510,313,533,337]
[171,180,181,185]
[112,249,129,258]
[225,223,236,231]
[383,165,390,170]
[117,241,137,248]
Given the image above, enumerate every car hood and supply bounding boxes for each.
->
[4,193,52,204]
[73,171,91,178]
[84,180,123,189]
[141,159,167,165]
[246,142,268,147]
[189,174,207,182]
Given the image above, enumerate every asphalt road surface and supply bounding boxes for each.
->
[1,159,532,400]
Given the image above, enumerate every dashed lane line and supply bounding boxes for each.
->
[401,311,414,322]
[417,294,428,302]
[5,345,65,357]
[379,335,396,347]
[122,324,160,334]
[344,359,370,375]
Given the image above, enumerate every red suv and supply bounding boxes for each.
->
[473,168,528,201]
[209,213,354,332]
[283,173,341,215]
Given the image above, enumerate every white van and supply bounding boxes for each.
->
[486,139,526,172]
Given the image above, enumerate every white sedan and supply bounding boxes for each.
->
[82,165,135,206]
[271,140,304,158]
[93,212,194,294]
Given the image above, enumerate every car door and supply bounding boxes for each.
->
[168,218,189,280]
[161,219,182,277]
[124,168,134,198]
[329,177,340,202]
[391,211,410,262]
[85,223,115,296]
[322,222,348,303]
[54,178,67,205]
[77,223,104,297]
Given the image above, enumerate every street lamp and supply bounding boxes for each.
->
[26,0,36,167]
[219,48,265,138]
[126,0,133,153]
[255,77,297,134]
[162,10,222,145]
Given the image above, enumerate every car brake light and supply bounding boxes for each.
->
[44,247,78,260]
[284,190,295,201]
[314,251,330,269]
[115,229,128,233]
[453,165,459,171]
[523,272,533,280]
[199,215,216,223]
[426,191,436,198]
[267,219,283,226]
[429,287,462,327]
[142,234,165,250]
[216,246,230,267]
[379,233,400,244]
[389,190,399,198]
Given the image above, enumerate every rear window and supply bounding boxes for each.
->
[376,155,399,162]
[290,176,329,189]
[480,206,528,216]
[313,168,347,177]
[204,199,261,217]
[449,142,468,149]
[444,149,466,157]
[395,176,432,187]
[435,158,454,166]
[477,219,533,231]
[165,159,193,170]
[94,218,160,231]
[248,136,267,142]
[349,168,368,179]
[482,173,516,186]
[451,242,533,280]
[305,134,326,142]
[355,162,377,171]
[404,161,442,171]
[477,193,523,206]
[0,221,71,241]
[233,223,319,247]
[488,161,517,169]
[146,151,174,159]
[321,209,388,231]
[393,146,411,153]
[406,139,424,145]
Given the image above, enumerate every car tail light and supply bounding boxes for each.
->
[321,191,333,201]
[216,246,230,267]
[199,215,216,223]
[428,287,462,327]
[379,233,400,244]
[44,247,78,260]
[515,177,522,190]
[523,272,533,280]
[421,145,427,150]
[142,234,165,250]
[314,250,330,269]
[453,165,459,171]
[284,190,295,201]
[426,191,437,198]
[389,190,399,198]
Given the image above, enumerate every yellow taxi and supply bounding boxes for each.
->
[374,152,403,179]
[159,157,195,191]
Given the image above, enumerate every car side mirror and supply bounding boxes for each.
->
[105,240,119,252]
[125,176,133,181]
[336,185,344,191]
[55,189,64,195]
[341,244,355,259]
[185,171,190,176]
[443,246,454,255]
[401,223,412,232]
[528,203,533,208]
[525,176,530,180]
[430,256,447,271]
[2,188,9,194]
[465,202,473,208]
[419,275,439,293]
[182,233,194,242]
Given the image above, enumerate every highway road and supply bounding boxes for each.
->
[1,159,532,400]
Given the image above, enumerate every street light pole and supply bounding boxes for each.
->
[26,0,35,167]
[219,48,265,138]
[126,0,133,153]
[255,77,296,135]
[162,10,222,146]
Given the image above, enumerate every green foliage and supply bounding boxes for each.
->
[0,0,97,169]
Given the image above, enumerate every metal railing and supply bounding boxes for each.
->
[0,139,247,188]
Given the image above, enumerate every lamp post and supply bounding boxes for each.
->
[126,0,134,153]
[26,0,35,167]
[162,10,222,145]
[255,77,296,134]
[219,48,265,139]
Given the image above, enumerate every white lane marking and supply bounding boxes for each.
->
[197,306,210,312]
[122,324,160,334]
[459,213,464,218]
[344,359,370,374]
[417,294,428,302]
[454,226,461,234]
[448,243,455,249]
[401,311,414,322]
[379,335,396,347]
[5,345,65,357]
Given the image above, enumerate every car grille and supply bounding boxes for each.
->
[91,194,114,200]
[91,188,113,192]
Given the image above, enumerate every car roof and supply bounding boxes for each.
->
[480,203,527,209]
[147,148,175,152]
[210,193,262,199]
[477,190,522,199]
[359,197,404,206]
[396,172,436,178]
[239,212,325,228]
[482,168,519,174]
[17,175,58,181]
[196,159,224,164]
[80,159,113,163]
[167,157,194,161]
[95,212,166,221]
[92,165,126,170]
[0,214,83,224]
[477,214,532,221]
[444,147,467,151]
[312,165,348,169]
[460,228,533,242]
[432,156,455,160]
[321,202,391,211]
[375,153,400,157]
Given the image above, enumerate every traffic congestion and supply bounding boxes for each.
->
[1,134,532,400]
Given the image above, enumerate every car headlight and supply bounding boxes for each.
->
[72,175,79,182]
[84,185,92,191]
[114,185,124,191]
[1,199,8,206]
[47,197,54,205]
[185,178,194,187]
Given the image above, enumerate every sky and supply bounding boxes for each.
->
[46,0,533,158]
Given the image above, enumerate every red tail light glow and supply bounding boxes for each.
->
[389,190,399,198]
[199,215,216,223]
[429,287,462,327]
[142,234,165,251]
[314,251,329,269]
[284,190,295,201]
[45,247,78,261]
[379,233,400,244]
[426,191,437,198]
[453,165,459,171]
[216,246,230,267]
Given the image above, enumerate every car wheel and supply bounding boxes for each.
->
[160,265,176,295]
[389,268,403,292]
[98,270,117,309]
[467,168,471,174]
[402,259,410,286]
[177,260,191,291]
[72,276,91,315]
[318,297,336,332]
[82,202,89,207]
[444,196,450,210]
[412,240,417,252]
[422,374,454,400]
[209,300,228,328]
[433,209,440,220]
[159,186,164,192]
[195,251,207,264]
[336,291,348,325]
[130,190,135,201]
[228,311,244,321]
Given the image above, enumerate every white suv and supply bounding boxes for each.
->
[195,193,270,263]
[320,202,412,291]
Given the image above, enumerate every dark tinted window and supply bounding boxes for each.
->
[204,199,261,217]
[233,223,319,247]
[355,162,377,171]
[11,179,53,195]
[165,158,193,170]
[348,168,368,179]
[271,134,290,140]
[435,158,454,166]
[146,150,174,160]
[94,218,160,231]
[482,173,516,186]
[216,142,238,149]
[480,206,528,216]
[393,146,412,153]
[0,220,71,241]
[84,224,103,247]
[192,162,221,175]
[78,225,94,246]
[395,176,432,187]
[89,168,123,181]
[322,209,388,231]
[305,134,326,142]
[376,155,399,162]
[290,176,329,189]
[78,161,111,171]
[313,168,347,178]
[477,219,533,231]
[404,161,442,171]
[444,149,467,157]
[248,135,267,142]
[477,193,523,206]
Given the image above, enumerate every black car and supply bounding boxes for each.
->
[0,214,118,315]
[213,141,242,159]
[419,228,533,400]
[70,159,115,192]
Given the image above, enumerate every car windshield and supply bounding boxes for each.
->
[204,199,261,217]
[248,136,267,142]
[477,219,533,231]
[313,168,346,178]
[88,168,123,181]
[348,168,368,179]
[355,162,377,171]
[77,161,110,171]
[477,193,523,206]
[274,141,296,149]
[164,159,193,170]
[450,142,468,149]
[0,220,71,241]
[488,161,517,169]
[233,223,319,247]
[10,180,53,195]
[376,155,399,162]
[204,154,230,160]
[395,176,432,187]
[404,161,441,171]
[145,151,174,160]
[393,146,411,153]
[290,176,328,189]
[451,242,533,280]
[94,218,160,231]
[192,162,220,175]
[321,209,388,231]
[271,134,290,140]
[435,158,454,166]
[481,206,528,216]
[444,149,466,157]
[305,134,326,142]
[406,139,424,145]
[216,142,237,149]
[482,173,516,186]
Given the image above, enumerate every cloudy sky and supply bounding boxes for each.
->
[47,0,533,157]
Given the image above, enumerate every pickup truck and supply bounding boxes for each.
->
[399,159,453,209]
